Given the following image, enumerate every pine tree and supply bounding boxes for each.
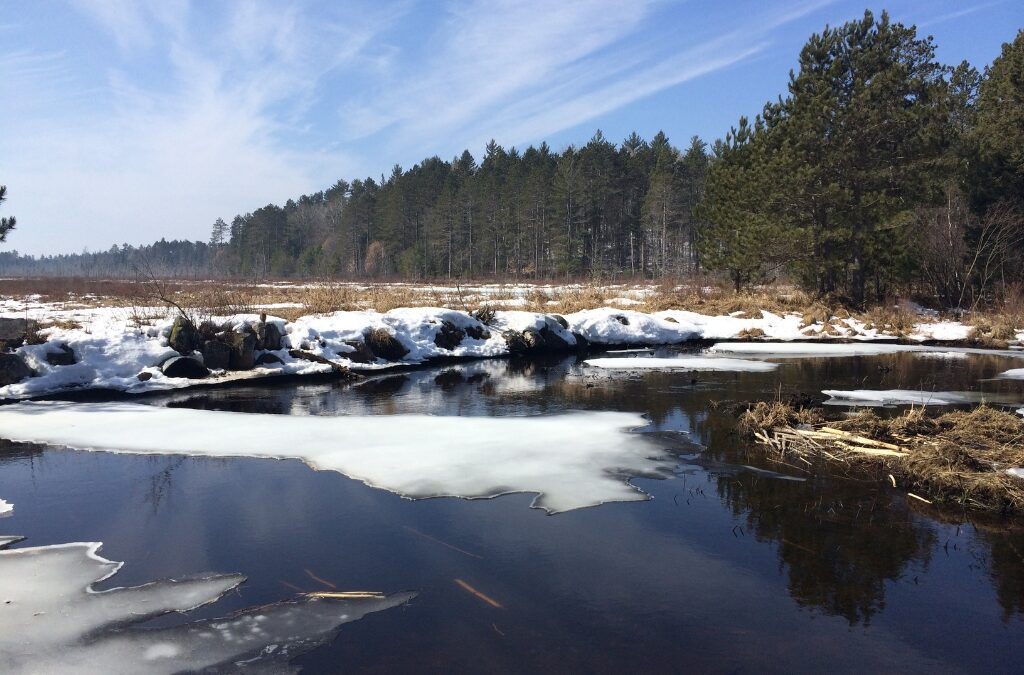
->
[0,185,16,242]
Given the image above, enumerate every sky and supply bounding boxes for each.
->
[1,0,1021,256]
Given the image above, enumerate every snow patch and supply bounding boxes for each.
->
[822,389,975,406]
[0,498,11,516]
[585,357,778,372]
[0,402,675,513]
[998,368,1024,380]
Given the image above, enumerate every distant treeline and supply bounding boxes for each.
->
[3,12,1022,309]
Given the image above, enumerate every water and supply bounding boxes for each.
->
[2,349,1024,673]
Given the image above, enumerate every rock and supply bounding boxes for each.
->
[201,340,231,370]
[663,316,678,324]
[0,353,33,386]
[465,324,491,340]
[44,344,76,366]
[260,322,284,351]
[522,328,545,350]
[255,352,284,366]
[0,318,38,352]
[364,328,409,361]
[161,355,209,379]
[339,340,375,364]
[551,314,569,330]
[198,320,219,340]
[572,332,589,348]
[538,324,571,351]
[433,320,465,351]
[168,316,201,355]
[502,329,529,354]
[136,371,153,381]
[613,315,629,326]
[226,331,256,371]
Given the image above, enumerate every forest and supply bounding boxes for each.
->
[2,12,1022,310]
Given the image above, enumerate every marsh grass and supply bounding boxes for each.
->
[742,402,1024,514]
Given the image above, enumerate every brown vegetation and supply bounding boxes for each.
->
[741,402,1024,514]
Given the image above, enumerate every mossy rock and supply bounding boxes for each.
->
[168,316,201,355]
[364,328,409,361]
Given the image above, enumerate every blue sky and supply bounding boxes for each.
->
[1,1,1021,255]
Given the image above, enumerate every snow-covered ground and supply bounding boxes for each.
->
[1,295,1020,399]
[0,402,673,513]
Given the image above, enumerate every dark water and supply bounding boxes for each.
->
[3,349,1024,673]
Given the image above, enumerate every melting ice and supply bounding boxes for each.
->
[0,402,676,513]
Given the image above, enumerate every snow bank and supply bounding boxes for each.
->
[822,389,975,406]
[585,356,778,372]
[565,307,697,345]
[0,402,674,513]
[910,321,974,341]
[0,537,413,674]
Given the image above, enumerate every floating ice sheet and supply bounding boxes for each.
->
[585,357,778,372]
[822,389,978,406]
[0,498,11,516]
[708,342,928,357]
[998,368,1024,380]
[0,402,674,513]
[0,539,414,674]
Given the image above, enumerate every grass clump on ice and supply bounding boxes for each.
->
[741,403,1024,515]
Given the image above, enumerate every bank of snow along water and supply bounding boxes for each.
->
[0,304,1021,400]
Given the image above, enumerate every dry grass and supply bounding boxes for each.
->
[2,277,1023,344]
[742,403,1024,514]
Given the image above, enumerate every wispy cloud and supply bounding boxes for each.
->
[918,2,1002,29]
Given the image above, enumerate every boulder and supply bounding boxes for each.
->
[502,329,529,354]
[226,331,256,371]
[465,324,491,340]
[168,316,201,355]
[572,332,589,348]
[45,344,77,366]
[255,352,284,366]
[538,324,571,351]
[201,340,231,370]
[339,340,375,364]
[0,353,32,386]
[613,315,629,326]
[136,371,153,382]
[433,320,465,351]
[260,322,284,351]
[551,314,569,330]
[161,355,209,379]
[364,328,409,361]
[663,316,678,324]
[0,318,38,352]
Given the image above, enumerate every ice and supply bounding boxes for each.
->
[708,342,929,357]
[822,389,976,406]
[0,402,675,513]
[585,357,778,372]
[0,498,11,516]
[0,539,414,674]
[998,368,1024,379]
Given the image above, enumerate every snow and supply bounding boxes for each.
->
[585,357,778,372]
[1008,468,1024,479]
[821,389,976,406]
[0,538,414,674]
[0,498,11,516]
[0,294,1017,400]
[0,402,675,513]
[998,368,1024,380]
[910,321,973,341]
[565,307,697,345]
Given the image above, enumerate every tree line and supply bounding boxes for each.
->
[3,12,1022,310]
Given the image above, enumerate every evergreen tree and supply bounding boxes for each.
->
[0,185,16,242]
